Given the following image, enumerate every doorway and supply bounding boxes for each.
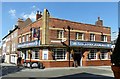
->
[74,48,82,66]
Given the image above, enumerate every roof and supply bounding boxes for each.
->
[49,17,110,29]
[2,25,18,40]
[2,18,32,40]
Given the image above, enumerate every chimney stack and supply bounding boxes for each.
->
[36,11,42,20]
[95,17,103,26]
[17,18,24,28]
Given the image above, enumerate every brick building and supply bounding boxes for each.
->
[2,18,32,64]
[17,9,112,68]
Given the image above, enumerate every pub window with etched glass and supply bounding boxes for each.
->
[101,35,107,42]
[52,48,66,60]
[76,32,84,40]
[88,49,97,60]
[90,34,95,41]
[57,30,64,39]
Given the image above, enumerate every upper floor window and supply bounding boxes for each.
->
[7,46,10,52]
[76,32,84,40]
[101,35,107,42]
[11,34,13,38]
[14,32,17,37]
[19,37,21,43]
[90,34,95,41]
[57,30,64,39]
[26,34,29,42]
[22,36,25,43]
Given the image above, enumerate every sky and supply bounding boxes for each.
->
[1,2,118,46]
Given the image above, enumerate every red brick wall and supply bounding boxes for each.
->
[82,60,111,66]
[18,17,111,44]
[49,18,111,44]
[41,61,74,68]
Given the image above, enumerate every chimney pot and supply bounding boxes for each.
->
[37,11,39,14]
[36,11,42,20]
[98,17,100,20]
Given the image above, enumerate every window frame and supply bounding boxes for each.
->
[57,30,64,39]
[52,48,67,60]
[88,49,97,60]
[26,34,29,42]
[90,33,95,41]
[100,50,108,60]
[101,35,107,42]
[76,32,84,40]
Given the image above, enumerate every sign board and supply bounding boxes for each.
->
[70,40,112,48]
[18,40,40,48]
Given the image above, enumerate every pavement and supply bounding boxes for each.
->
[0,63,115,79]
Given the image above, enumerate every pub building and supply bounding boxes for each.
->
[17,9,112,68]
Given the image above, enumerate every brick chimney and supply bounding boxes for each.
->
[36,11,42,20]
[95,17,103,26]
[17,18,24,28]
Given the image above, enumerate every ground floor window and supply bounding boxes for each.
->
[52,48,66,60]
[24,50,39,59]
[32,50,39,59]
[100,50,108,59]
[88,49,97,60]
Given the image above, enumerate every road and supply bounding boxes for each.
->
[1,63,114,79]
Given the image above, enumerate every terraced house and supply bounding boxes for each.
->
[16,9,112,68]
[2,18,32,64]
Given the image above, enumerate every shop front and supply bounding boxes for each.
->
[70,40,112,66]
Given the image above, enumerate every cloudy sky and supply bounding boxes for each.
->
[1,2,118,46]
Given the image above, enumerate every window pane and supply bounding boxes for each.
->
[57,30,64,38]
[76,32,83,40]
[52,48,66,60]
[90,34,95,41]
[88,49,97,59]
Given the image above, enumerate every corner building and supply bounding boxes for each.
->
[17,9,112,68]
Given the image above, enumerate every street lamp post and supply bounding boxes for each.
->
[28,49,32,68]
[62,26,71,67]
[67,26,71,67]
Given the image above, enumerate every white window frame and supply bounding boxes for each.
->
[22,36,25,43]
[12,34,13,39]
[52,48,67,60]
[88,49,97,60]
[14,32,17,37]
[19,37,21,43]
[100,50,108,60]
[57,30,64,39]
[101,35,107,42]
[26,34,29,42]
[32,50,39,59]
[12,44,14,52]
[7,46,10,52]
[90,34,95,41]
[13,43,16,51]
[76,32,84,40]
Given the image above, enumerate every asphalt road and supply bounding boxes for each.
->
[1,64,115,79]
